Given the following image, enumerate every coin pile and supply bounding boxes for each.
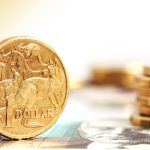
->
[131,66,150,127]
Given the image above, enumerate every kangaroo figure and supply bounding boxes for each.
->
[0,68,23,127]
[6,59,60,128]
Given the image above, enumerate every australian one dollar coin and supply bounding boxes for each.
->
[0,37,69,139]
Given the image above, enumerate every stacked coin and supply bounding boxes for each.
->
[90,63,143,89]
[131,66,150,127]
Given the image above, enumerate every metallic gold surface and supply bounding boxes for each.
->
[131,66,150,128]
[136,75,150,88]
[130,115,150,128]
[137,96,150,106]
[137,95,150,101]
[69,77,86,90]
[0,37,69,139]
[143,66,150,76]
[139,105,150,116]
[138,87,150,96]
[90,64,142,89]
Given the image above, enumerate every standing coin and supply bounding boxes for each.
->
[0,37,69,139]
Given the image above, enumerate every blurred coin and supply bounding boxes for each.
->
[143,66,150,76]
[130,115,150,128]
[90,63,143,89]
[90,67,133,87]
[138,87,150,97]
[137,95,150,100]
[69,76,86,90]
[139,105,150,116]
[136,75,150,88]
[137,97,150,106]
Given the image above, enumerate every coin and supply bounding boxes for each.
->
[90,67,129,85]
[138,87,150,96]
[137,96,150,106]
[0,37,69,139]
[139,105,150,116]
[90,64,141,89]
[130,115,150,127]
[136,75,150,88]
[143,66,150,76]
[69,76,86,90]
[137,95,150,101]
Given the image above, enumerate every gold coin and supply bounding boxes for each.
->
[69,76,86,90]
[0,37,69,139]
[137,95,150,101]
[143,66,150,76]
[131,115,150,127]
[138,87,150,96]
[90,63,142,89]
[137,96,150,106]
[136,75,150,88]
[139,105,150,116]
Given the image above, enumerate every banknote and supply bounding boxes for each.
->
[0,86,149,149]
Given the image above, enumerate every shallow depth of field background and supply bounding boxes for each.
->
[0,0,150,77]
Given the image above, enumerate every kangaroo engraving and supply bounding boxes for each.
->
[0,68,22,127]
[18,43,49,66]
[6,60,59,128]
[0,50,50,81]
[0,43,60,128]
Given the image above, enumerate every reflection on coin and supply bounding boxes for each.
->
[0,37,69,139]
[131,115,150,128]
[139,105,150,116]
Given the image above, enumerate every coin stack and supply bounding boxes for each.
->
[131,66,150,127]
[90,63,143,89]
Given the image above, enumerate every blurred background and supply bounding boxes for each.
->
[0,0,150,78]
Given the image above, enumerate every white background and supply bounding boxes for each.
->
[0,0,150,77]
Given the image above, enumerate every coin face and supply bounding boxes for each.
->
[0,37,69,139]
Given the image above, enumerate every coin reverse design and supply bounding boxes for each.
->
[0,37,68,139]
